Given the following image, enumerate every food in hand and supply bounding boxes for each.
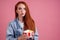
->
[23,30,34,38]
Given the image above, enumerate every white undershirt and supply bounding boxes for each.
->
[18,20,24,28]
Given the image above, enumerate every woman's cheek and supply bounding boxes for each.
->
[22,13,25,16]
[22,11,26,16]
[18,10,22,14]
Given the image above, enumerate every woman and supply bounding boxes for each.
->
[6,1,38,40]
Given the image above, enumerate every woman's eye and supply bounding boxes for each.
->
[19,8,21,10]
[24,8,26,10]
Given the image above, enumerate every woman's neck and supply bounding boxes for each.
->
[18,16,23,23]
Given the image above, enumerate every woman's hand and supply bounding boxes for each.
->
[18,33,27,40]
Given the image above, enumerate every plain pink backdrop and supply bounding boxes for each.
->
[0,0,60,40]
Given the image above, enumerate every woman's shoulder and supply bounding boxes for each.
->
[8,19,17,25]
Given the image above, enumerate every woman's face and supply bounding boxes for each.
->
[16,3,26,17]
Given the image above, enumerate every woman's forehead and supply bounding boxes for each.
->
[17,4,26,8]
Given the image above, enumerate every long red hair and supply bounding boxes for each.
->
[15,1,35,32]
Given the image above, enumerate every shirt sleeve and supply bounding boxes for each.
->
[6,22,18,40]
[34,27,39,40]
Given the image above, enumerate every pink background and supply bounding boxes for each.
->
[0,0,60,40]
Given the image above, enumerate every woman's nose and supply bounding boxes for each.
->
[21,9,24,12]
